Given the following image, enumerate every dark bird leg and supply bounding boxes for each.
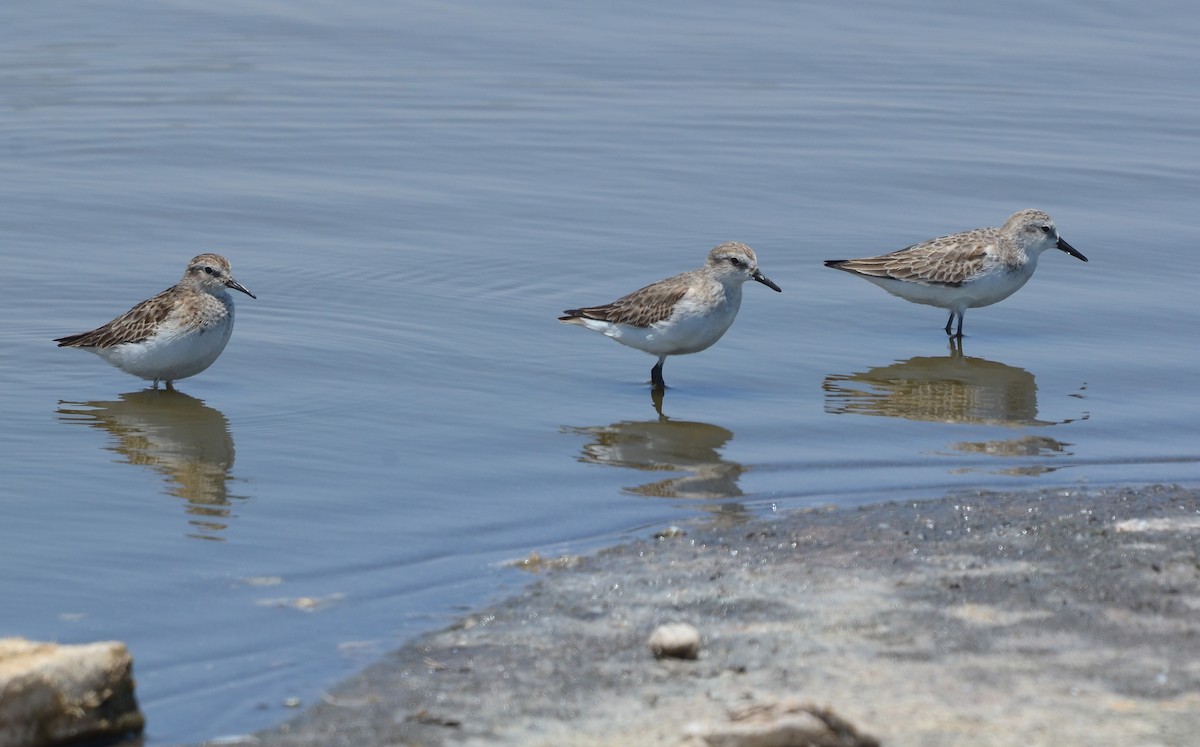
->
[650,358,667,390]
[944,311,965,339]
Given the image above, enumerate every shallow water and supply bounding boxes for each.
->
[2,0,1199,742]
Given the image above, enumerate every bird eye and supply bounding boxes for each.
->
[1040,225,1052,234]
[728,257,743,267]
[204,266,216,275]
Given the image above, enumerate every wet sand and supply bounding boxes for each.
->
[208,484,1200,746]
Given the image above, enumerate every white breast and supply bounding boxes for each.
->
[96,298,236,382]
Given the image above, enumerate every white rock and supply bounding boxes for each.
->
[648,623,701,660]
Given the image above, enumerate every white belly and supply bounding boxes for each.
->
[865,266,1033,311]
[95,314,234,382]
[583,293,741,357]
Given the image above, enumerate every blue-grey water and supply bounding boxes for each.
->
[3,0,1199,742]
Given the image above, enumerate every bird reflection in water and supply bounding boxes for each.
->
[566,392,747,521]
[823,339,1086,473]
[950,436,1068,476]
[57,389,240,540]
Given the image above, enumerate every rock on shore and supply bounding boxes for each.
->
[0,638,143,747]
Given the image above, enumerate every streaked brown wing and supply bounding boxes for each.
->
[828,234,992,287]
[55,288,175,348]
[561,282,689,328]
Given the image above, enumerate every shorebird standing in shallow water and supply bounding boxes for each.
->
[560,242,781,389]
[56,253,255,389]
[824,209,1087,337]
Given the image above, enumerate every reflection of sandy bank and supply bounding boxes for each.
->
[57,390,239,539]
[566,417,744,500]
[823,347,1048,426]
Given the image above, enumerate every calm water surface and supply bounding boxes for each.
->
[2,0,1199,742]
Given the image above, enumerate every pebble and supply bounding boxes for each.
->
[648,623,701,660]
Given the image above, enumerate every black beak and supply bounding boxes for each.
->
[753,271,782,292]
[1057,237,1088,262]
[227,279,257,298]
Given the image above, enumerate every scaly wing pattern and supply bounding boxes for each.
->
[560,278,690,328]
[826,231,995,287]
[55,287,177,348]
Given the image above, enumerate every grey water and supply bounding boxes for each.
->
[2,0,1199,742]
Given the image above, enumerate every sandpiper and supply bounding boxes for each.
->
[824,209,1087,337]
[560,242,781,389]
[55,253,255,389]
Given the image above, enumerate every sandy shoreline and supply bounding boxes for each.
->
[204,484,1200,746]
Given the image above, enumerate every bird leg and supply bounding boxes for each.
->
[650,359,667,390]
[944,311,965,338]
